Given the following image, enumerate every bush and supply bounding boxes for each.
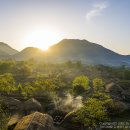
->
[75,98,108,129]
[72,75,89,95]
[93,78,105,91]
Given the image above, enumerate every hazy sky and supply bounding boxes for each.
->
[0,0,130,54]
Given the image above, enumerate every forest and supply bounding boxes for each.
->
[0,60,130,130]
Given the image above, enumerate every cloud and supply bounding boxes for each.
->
[86,2,108,21]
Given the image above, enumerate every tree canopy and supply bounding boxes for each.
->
[75,98,108,129]
[72,75,89,95]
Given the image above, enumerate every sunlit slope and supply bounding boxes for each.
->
[47,39,130,66]
[0,42,18,59]
[13,47,44,61]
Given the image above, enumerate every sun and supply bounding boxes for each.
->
[23,28,62,51]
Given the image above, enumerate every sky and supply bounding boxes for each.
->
[0,0,130,54]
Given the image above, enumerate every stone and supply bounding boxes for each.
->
[24,98,42,114]
[7,113,22,130]
[61,111,82,130]
[1,97,23,113]
[13,112,54,130]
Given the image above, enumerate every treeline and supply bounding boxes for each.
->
[0,60,130,96]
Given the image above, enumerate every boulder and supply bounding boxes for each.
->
[24,98,42,114]
[111,100,128,114]
[51,110,66,125]
[13,112,54,130]
[1,97,23,113]
[105,82,124,99]
[121,89,130,101]
[7,113,22,130]
[61,111,82,130]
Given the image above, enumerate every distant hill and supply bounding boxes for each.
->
[46,39,130,66]
[0,39,130,66]
[13,47,44,61]
[0,42,18,59]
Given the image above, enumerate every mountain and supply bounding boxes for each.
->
[0,42,18,59]
[13,47,44,61]
[46,39,130,66]
[0,39,130,66]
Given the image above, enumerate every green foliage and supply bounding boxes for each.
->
[75,61,82,68]
[0,102,10,130]
[65,60,74,68]
[0,60,130,128]
[73,75,89,88]
[19,83,36,99]
[114,68,130,80]
[72,75,89,94]
[34,74,65,93]
[91,92,113,109]
[93,78,105,91]
[124,70,130,80]
[44,78,65,92]
[119,80,130,90]
[14,63,32,80]
[0,60,15,74]
[65,60,82,68]
[75,98,108,129]
[0,73,16,94]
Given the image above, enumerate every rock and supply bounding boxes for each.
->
[54,126,68,130]
[105,82,124,99]
[51,110,67,125]
[7,113,22,130]
[121,89,130,101]
[122,102,130,110]
[24,98,42,114]
[13,112,54,130]
[1,97,23,113]
[61,111,82,130]
[111,100,128,114]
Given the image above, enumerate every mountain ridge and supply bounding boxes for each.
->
[0,42,18,59]
[13,47,44,61]
[47,39,127,66]
[0,39,129,66]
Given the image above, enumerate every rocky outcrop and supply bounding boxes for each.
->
[1,97,42,115]
[61,111,82,130]
[6,98,43,130]
[24,98,42,114]
[7,113,22,130]
[121,89,130,101]
[111,100,128,114]
[1,97,23,113]
[105,82,124,99]
[51,110,66,125]
[13,112,54,130]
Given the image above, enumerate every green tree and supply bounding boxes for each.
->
[21,83,36,99]
[124,70,130,80]
[91,92,113,109]
[75,61,82,68]
[65,60,73,68]
[0,101,10,130]
[93,78,105,91]
[14,64,32,80]
[0,73,16,94]
[72,75,89,95]
[17,83,23,94]
[75,98,108,129]
[34,75,65,92]
[0,60,15,74]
